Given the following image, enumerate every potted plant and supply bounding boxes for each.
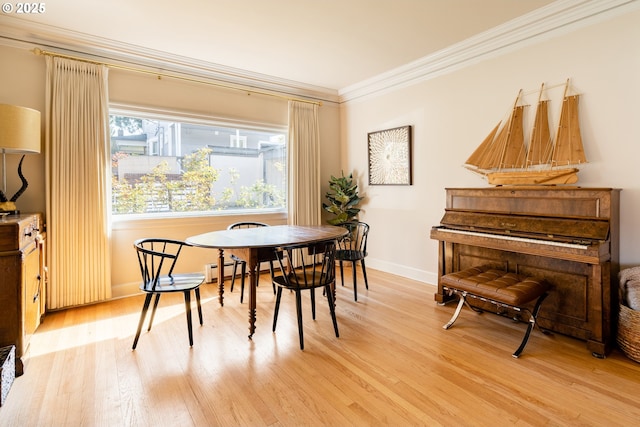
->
[323,172,363,225]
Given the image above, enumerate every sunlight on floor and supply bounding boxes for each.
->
[29,295,218,356]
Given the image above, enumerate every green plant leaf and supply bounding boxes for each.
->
[323,171,363,225]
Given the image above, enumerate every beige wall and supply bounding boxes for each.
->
[341,9,640,284]
[0,45,342,297]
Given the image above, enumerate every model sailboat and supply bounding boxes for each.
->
[465,79,587,185]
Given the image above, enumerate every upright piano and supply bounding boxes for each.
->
[430,187,620,357]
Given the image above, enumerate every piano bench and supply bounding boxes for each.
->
[440,265,550,358]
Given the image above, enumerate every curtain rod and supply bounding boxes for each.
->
[32,47,322,106]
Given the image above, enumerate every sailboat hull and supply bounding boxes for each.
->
[487,168,579,185]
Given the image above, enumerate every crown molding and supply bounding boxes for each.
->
[0,15,341,104]
[339,0,640,103]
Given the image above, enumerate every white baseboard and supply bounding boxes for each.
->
[349,257,437,286]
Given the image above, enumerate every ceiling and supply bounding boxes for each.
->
[3,0,555,92]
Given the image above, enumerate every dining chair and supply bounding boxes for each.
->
[271,240,339,350]
[132,238,204,349]
[227,221,275,302]
[336,221,370,301]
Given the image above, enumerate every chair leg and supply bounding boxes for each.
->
[230,261,239,292]
[352,261,358,301]
[132,293,154,350]
[339,260,345,286]
[295,290,304,350]
[269,261,276,294]
[240,261,246,304]
[195,288,203,326]
[184,290,194,347]
[273,287,283,331]
[256,262,261,288]
[331,280,337,310]
[361,259,369,289]
[147,293,161,332]
[311,288,316,320]
[326,285,340,338]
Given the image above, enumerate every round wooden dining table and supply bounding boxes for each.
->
[186,224,348,338]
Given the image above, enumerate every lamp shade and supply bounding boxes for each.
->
[0,104,41,153]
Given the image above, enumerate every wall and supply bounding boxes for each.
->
[341,10,640,285]
[0,44,342,297]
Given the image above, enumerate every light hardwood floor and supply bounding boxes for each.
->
[2,267,640,426]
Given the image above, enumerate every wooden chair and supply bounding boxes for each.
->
[336,221,370,301]
[132,238,204,349]
[227,221,276,302]
[271,240,339,350]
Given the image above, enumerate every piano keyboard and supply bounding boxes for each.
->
[436,227,589,249]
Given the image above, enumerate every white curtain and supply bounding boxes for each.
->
[45,57,112,309]
[287,101,321,226]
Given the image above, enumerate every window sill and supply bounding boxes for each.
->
[111,210,287,231]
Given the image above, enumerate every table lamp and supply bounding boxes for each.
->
[0,104,41,215]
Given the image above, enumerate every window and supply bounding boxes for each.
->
[110,110,287,216]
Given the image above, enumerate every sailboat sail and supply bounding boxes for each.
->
[526,84,553,166]
[465,90,526,170]
[465,79,586,185]
[552,93,587,166]
[465,123,500,169]
[497,104,526,169]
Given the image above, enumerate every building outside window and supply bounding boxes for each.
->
[110,111,287,216]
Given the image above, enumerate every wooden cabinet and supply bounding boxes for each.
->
[0,213,45,375]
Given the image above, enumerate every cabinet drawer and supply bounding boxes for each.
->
[0,214,40,252]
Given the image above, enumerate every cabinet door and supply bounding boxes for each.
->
[23,241,41,345]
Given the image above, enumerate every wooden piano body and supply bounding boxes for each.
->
[430,187,620,357]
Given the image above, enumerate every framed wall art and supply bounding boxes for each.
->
[367,125,412,185]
